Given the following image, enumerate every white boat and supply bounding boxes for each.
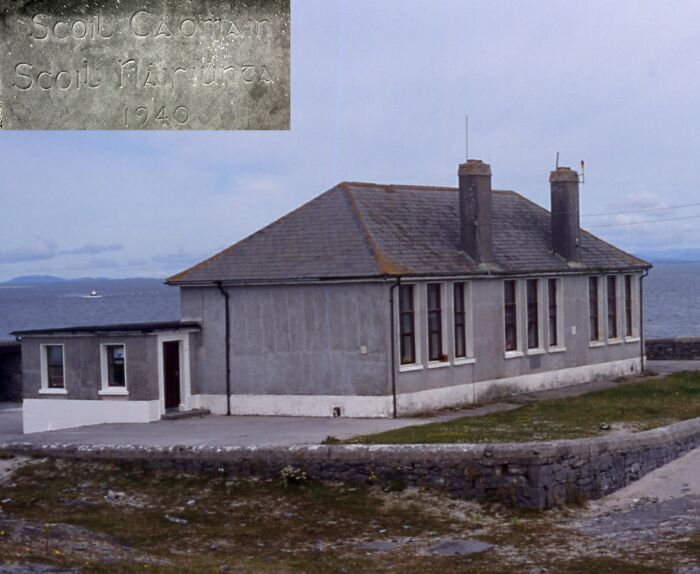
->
[87,290,102,299]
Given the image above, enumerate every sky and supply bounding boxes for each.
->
[2,0,700,281]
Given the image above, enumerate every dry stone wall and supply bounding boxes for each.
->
[646,337,700,360]
[3,418,699,509]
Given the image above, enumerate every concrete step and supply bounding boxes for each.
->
[161,408,211,421]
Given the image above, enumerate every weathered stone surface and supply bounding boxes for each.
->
[427,539,493,556]
[0,0,290,130]
[646,337,700,360]
[1,417,699,510]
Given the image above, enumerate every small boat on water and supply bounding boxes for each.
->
[86,290,102,299]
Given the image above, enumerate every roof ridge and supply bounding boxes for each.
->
[341,181,517,195]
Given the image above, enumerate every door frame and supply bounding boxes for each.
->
[157,332,192,415]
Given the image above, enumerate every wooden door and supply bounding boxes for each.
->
[163,341,181,410]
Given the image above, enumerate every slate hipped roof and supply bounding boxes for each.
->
[168,182,650,285]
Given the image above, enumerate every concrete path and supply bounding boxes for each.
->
[0,360,697,448]
[572,447,700,545]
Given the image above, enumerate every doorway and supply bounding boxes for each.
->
[163,340,181,410]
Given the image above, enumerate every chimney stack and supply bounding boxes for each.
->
[458,159,494,263]
[549,166,580,262]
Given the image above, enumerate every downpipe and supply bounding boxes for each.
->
[389,277,401,418]
[216,281,232,416]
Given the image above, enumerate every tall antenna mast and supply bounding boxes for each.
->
[465,114,469,161]
[555,151,560,169]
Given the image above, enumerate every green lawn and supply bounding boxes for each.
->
[348,371,700,444]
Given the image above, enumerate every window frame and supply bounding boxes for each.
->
[525,278,543,353]
[606,275,621,342]
[39,343,67,395]
[624,274,640,341]
[547,277,565,351]
[588,276,603,345]
[426,282,448,365]
[397,283,420,370]
[99,343,129,396]
[503,279,522,357]
[452,281,475,364]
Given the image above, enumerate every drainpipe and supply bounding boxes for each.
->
[389,277,401,418]
[640,269,649,372]
[216,281,232,416]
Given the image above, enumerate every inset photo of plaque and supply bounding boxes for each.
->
[0,0,290,130]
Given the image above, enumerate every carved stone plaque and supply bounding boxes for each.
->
[0,0,290,130]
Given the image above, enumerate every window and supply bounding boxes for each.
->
[504,280,518,352]
[589,277,600,342]
[607,276,618,339]
[105,345,126,387]
[44,345,65,389]
[427,283,444,361]
[454,282,467,358]
[398,285,416,365]
[625,275,634,338]
[548,278,559,347]
[526,279,539,349]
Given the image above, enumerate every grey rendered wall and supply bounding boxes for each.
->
[21,335,160,401]
[396,273,643,395]
[181,283,391,396]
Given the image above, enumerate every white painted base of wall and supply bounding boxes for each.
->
[397,357,642,415]
[22,399,161,434]
[228,393,393,418]
[191,394,229,415]
[191,357,642,419]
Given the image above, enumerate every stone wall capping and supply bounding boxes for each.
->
[2,416,699,509]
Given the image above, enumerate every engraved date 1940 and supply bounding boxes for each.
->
[124,104,189,128]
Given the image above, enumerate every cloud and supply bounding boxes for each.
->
[59,243,124,256]
[0,239,58,264]
[0,240,123,265]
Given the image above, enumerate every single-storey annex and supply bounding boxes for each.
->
[16,159,651,432]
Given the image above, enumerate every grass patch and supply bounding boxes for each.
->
[349,371,700,444]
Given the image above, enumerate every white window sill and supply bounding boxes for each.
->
[589,341,606,348]
[607,339,623,346]
[39,388,67,395]
[453,357,476,366]
[504,350,524,359]
[526,348,546,356]
[624,337,641,343]
[427,361,450,369]
[548,346,567,354]
[399,364,423,373]
[99,388,130,397]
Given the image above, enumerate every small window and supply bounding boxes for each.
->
[454,282,467,358]
[45,345,65,389]
[105,345,126,387]
[624,275,634,338]
[607,276,618,339]
[589,277,600,342]
[427,283,444,361]
[504,280,518,352]
[398,285,416,365]
[548,278,559,347]
[526,279,539,349]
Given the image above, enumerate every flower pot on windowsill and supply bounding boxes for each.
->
[439,354,449,363]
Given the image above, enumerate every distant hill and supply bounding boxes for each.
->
[2,276,162,285]
[3,275,67,285]
[635,249,700,263]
